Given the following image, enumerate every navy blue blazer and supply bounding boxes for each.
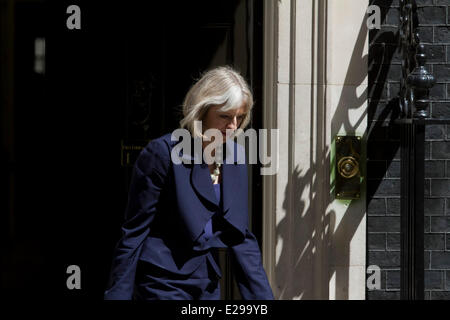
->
[104,133,274,300]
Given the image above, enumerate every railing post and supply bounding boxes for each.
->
[398,0,435,300]
[400,122,425,300]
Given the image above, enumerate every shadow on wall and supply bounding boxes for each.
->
[365,0,405,300]
[275,0,397,299]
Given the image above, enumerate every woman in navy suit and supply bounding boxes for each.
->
[104,66,274,300]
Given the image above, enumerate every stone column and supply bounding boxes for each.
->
[262,0,368,300]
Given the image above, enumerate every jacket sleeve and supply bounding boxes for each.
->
[104,139,170,300]
[230,229,275,300]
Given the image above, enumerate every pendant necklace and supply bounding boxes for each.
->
[210,162,221,184]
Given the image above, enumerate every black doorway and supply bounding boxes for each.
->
[0,0,263,299]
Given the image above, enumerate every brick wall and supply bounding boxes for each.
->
[367,0,450,300]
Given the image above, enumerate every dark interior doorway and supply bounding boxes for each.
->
[1,0,263,299]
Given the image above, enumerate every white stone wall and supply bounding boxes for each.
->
[263,0,368,300]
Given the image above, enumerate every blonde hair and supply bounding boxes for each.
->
[179,66,254,138]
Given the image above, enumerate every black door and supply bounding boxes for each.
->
[1,0,263,299]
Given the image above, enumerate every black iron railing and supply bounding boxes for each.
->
[397,0,449,300]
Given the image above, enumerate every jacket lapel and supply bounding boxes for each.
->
[190,140,243,211]
[191,163,219,208]
[180,138,247,240]
[221,161,240,213]
[176,139,219,209]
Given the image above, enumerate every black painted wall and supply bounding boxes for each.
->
[367,0,450,299]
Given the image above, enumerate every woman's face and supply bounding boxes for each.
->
[202,102,247,142]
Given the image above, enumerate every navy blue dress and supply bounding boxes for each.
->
[133,183,227,300]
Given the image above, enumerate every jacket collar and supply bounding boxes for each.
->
[187,139,242,213]
[190,160,241,214]
[174,136,247,239]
